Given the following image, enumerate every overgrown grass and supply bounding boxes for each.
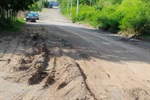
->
[12,18,25,31]
[0,18,25,32]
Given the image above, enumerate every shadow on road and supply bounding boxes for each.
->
[0,23,150,64]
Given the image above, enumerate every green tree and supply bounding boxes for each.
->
[0,0,39,30]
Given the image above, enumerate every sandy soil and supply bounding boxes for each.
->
[0,7,150,100]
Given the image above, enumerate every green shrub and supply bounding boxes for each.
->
[118,0,148,35]
[140,2,150,35]
[71,5,97,26]
[59,0,150,36]
[96,5,120,31]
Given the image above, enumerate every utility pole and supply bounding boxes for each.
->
[76,0,79,14]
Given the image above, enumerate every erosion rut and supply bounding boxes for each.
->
[0,28,96,100]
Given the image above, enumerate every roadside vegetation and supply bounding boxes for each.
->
[0,18,25,32]
[58,0,150,38]
[0,0,47,32]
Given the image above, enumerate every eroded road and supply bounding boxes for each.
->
[0,7,150,100]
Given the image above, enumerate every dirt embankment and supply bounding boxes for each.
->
[0,27,96,100]
[0,26,150,100]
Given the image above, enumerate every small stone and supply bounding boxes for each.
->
[10,70,13,73]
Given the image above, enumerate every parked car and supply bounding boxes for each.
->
[34,12,39,20]
[26,13,36,22]
[30,12,39,20]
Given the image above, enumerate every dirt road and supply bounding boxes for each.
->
[0,7,150,100]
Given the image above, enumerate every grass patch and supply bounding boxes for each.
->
[0,18,25,32]
[10,18,25,31]
[0,18,25,36]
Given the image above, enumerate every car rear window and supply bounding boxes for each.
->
[27,13,35,17]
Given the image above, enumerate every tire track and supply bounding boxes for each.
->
[12,86,32,100]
